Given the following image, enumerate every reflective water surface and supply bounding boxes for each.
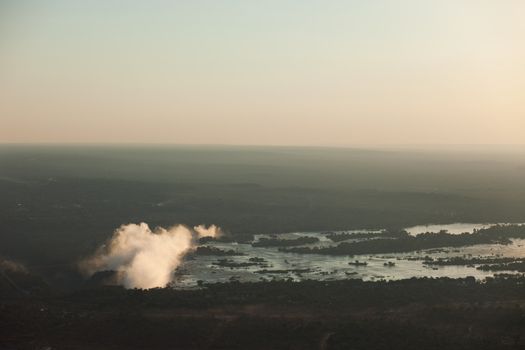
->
[405,223,509,236]
[174,224,525,288]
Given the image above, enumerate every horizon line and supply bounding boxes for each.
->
[1,142,525,149]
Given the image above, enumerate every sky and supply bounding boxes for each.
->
[1,0,524,146]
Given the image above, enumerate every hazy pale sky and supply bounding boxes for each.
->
[1,0,524,145]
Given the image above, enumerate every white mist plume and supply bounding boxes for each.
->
[82,223,221,289]
[193,224,222,238]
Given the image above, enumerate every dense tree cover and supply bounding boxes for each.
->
[3,276,525,349]
[52,275,525,310]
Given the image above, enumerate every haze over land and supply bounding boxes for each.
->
[2,146,525,348]
[1,145,524,270]
[2,2,525,348]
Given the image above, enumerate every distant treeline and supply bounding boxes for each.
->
[252,236,319,247]
[326,230,409,242]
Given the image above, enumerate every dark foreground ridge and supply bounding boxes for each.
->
[2,275,525,349]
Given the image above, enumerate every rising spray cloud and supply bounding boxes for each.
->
[81,223,221,289]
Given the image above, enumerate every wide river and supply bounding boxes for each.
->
[174,223,525,288]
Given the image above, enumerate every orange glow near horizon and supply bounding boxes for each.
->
[1,1,524,145]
